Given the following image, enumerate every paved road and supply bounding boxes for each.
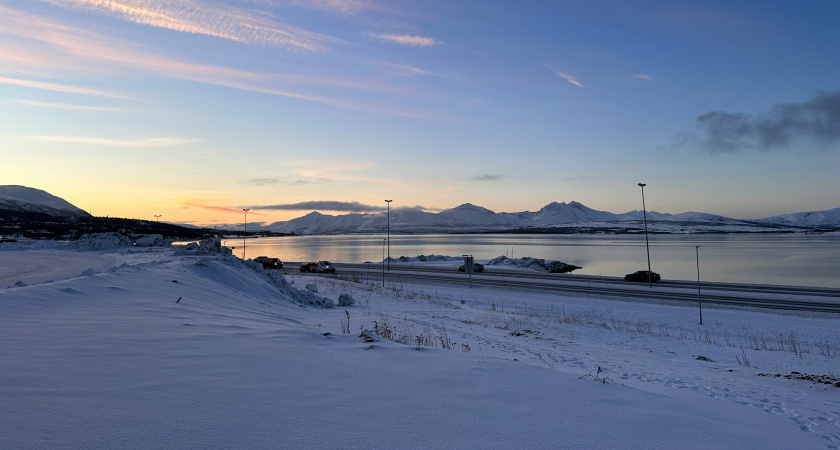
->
[298,262,840,313]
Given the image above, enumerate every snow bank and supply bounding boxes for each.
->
[174,236,232,256]
[72,232,132,250]
[262,269,334,308]
[390,254,463,262]
[338,293,355,306]
[487,255,581,273]
[174,237,342,309]
[134,234,172,247]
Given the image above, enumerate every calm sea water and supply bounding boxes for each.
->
[223,233,840,288]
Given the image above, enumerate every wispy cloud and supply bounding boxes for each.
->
[0,76,129,99]
[370,33,444,47]
[686,91,840,154]
[250,200,384,212]
[633,73,653,80]
[40,0,339,52]
[293,159,411,187]
[249,200,437,213]
[1,6,444,119]
[373,61,431,77]
[245,177,314,186]
[26,135,200,147]
[178,197,265,215]
[13,99,125,111]
[471,174,520,182]
[287,0,372,14]
[555,72,583,88]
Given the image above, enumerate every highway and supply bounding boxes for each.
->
[291,262,840,313]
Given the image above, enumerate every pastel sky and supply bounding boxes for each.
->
[2,0,839,226]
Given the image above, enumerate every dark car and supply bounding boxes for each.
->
[254,256,283,269]
[458,263,485,273]
[624,270,661,282]
[300,261,336,273]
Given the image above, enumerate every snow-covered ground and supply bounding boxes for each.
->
[2,238,839,448]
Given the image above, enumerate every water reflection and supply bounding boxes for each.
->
[223,233,840,288]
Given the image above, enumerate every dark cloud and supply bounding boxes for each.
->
[248,201,439,213]
[692,91,840,153]
[249,201,386,212]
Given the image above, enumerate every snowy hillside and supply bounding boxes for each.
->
[757,207,840,227]
[0,185,89,218]
[1,239,838,447]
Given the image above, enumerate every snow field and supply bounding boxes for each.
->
[1,245,838,448]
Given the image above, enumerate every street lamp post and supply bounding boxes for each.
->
[382,238,386,286]
[242,208,250,260]
[696,245,703,325]
[385,200,392,270]
[154,215,161,222]
[638,183,652,288]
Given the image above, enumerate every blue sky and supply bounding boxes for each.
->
[1,0,839,226]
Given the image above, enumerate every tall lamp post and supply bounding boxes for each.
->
[696,245,703,325]
[638,183,652,288]
[385,200,392,270]
[154,214,161,222]
[242,208,250,260]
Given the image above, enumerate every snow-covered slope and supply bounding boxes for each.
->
[1,243,837,447]
[757,207,840,227]
[503,201,620,225]
[269,211,372,234]
[0,185,89,218]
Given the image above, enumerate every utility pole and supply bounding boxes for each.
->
[242,208,250,259]
[638,183,652,288]
[385,199,392,270]
[696,245,703,325]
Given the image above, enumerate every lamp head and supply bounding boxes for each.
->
[638,183,646,187]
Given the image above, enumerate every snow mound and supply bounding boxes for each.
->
[263,270,334,308]
[338,293,355,306]
[239,258,336,308]
[73,233,132,250]
[487,255,581,273]
[175,237,232,256]
[134,234,171,247]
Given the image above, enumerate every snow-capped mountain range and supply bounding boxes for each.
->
[263,201,840,235]
[0,185,90,218]
[3,185,838,234]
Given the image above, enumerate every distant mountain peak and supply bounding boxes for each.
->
[0,185,89,218]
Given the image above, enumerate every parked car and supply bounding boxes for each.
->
[300,261,336,273]
[458,263,485,273]
[624,270,661,282]
[254,256,283,269]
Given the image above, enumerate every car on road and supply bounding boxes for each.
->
[254,256,283,269]
[458,263,485,273]
[300,261,336,273]
[624,270,661,282]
